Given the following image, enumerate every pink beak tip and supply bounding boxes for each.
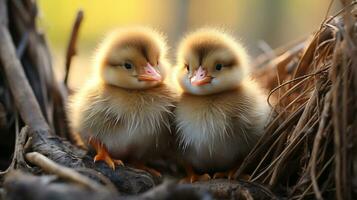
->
[143,64,162,81]
[190,66,209,85]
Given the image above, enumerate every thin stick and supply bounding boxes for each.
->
[0,0,49,132]
[310,91,331,200]
[25,152,106,192]
[64,9,84,87]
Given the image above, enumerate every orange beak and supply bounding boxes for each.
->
[138,63,162,82]
[191,66,212,86]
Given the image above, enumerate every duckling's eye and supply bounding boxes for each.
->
[215,63,223,71]
[124,62,133,69]
[184,64,189,71]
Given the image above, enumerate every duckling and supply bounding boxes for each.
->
[68,27,176,176]
[174,29,270,182]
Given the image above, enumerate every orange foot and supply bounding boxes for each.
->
[213,165,241,180]
[180,173,211,183]
[213,170,236,180]
[131,161,162,177]
[89,137,124,170]
[180,164,211,183]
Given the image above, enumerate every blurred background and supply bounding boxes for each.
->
[37,0,338,88]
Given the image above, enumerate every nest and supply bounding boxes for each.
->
[0,0,356,199]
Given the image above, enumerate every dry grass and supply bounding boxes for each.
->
[236,1,357,199]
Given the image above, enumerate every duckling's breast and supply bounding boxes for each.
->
[77,85,175,160]
[175,92,262,172]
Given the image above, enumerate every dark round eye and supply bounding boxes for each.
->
[185,64,189,71]
[215,64,223,71]
[124,62,132,69]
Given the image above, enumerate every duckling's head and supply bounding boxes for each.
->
[176,28,250,95]
[94,27,168,90]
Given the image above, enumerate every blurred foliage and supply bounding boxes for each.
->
[37,0,338,87]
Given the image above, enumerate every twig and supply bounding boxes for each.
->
[64,9,84,87]
[16,32,29,58]
[0,0,49,132]
[310,91,331,200]
[25,152,108,193]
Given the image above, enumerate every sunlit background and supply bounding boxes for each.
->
[37,0,338,88]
